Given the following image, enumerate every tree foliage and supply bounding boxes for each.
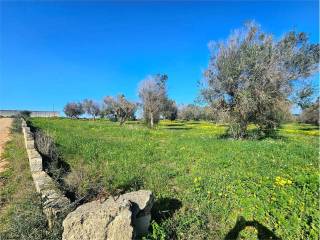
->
[82,99,100,120]
[18,110,32,119]
[201,22,319,138]
[103,94,137,125]
[293,84,315,110]
[138,74,168,127]
[162,99,178,121]
[178,104,202,121]
[178,104,216,121]
[63,102,84,118]
[299,98,319,126]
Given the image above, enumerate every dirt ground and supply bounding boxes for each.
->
[0,118,13,173]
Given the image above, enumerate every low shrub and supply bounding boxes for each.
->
[10,118,22,133]
[0,194,62,240]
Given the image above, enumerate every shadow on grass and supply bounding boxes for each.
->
[217,129,288,141]
[151,197,182,223]
[164,127,192,130]
[163,123,186,127]
[225,216,281,240]
[298,127,319,131]
[125,121,143,125]
[185,122,201,125]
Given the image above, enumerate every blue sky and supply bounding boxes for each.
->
[0,1,318,113]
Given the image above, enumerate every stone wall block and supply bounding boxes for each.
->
[29,157,43,172]
[21,119,70,229]
[25,139,35,149]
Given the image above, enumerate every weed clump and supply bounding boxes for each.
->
[0,194,63,240]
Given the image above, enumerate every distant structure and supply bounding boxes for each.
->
[0,110,59,117]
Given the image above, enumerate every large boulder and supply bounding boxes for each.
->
[118,190,154,235]
[62,190,154,240]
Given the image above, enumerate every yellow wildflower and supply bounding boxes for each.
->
[274,176,293,187]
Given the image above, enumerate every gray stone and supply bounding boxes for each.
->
[62,198,134,240]
[120,190,154,214]
[62,190,155,240]
[25,139,35,149]
[119,190,154,235]
[32,171,55,192]
[23,127,31,134]
[27,149,41,159]
[29,157,42,172]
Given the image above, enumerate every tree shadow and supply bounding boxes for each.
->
[151,197,182,223]
[217,130,288,141]
[164,123,186,127]
[164,127,192,130]
[299,127,319,131]
[186,122,201,125]
[225,216,281,240]
[126,121,143,125]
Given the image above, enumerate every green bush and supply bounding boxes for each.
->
[10,118,22,133]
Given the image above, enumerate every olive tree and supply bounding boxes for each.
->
[299,98,319,125]
[82,99,100,120]
[201,22,319,138]
[293,84,315,110]
[103,94,137,125]
[64,102,84,118]
[138,74,168,127]
[178,104,216,121]
[178,104,202,121]
[162,99,178,121]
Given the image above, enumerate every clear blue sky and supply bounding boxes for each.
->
[0,1,318,113]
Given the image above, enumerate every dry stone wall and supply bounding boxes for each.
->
[21,119,154,239]
[21,119,70,228]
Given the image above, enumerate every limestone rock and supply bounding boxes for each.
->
[62,190,155,240]
[119,190,155,235]
[29,157,42,172]
[27,148,41,159]
[62,198,134,240]
[25,139,35,149]
[32,171,56,192]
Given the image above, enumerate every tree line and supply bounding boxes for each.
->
[64,74,179,127]
[64,21,319,138]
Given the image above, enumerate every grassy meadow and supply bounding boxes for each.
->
[30,118,319,239]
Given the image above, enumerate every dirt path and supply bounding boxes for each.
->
[0,118,13,173]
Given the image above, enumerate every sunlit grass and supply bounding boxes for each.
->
[30,118,319,239]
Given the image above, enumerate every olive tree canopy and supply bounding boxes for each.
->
[103,94,137,125]
[138,74,168,127]
[64,102,84,118]
[201,22,319,138]
[82,99,100,120]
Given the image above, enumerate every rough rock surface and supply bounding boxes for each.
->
[119,190,154,235]
[62,190,154,240]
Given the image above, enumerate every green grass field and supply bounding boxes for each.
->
[30,118,319,239]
